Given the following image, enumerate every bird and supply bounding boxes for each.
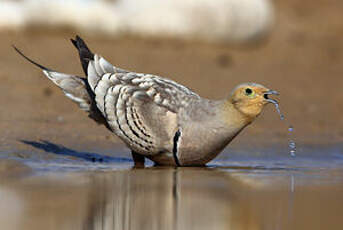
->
[14,36,280,167]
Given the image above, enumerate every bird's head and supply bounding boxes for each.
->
[229,83,281,120]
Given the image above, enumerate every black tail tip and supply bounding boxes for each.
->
[71,35,87,48]
[70,38,77,47]
[12,44,22,54]
[71,35,84,48]
[70,35,94,75]
[12,44,52,71]
[76,35,83,41]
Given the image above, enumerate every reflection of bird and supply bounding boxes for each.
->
[14,36,280,167]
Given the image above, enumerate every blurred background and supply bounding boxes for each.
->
[0,0,342,153]
[1,1,343,230]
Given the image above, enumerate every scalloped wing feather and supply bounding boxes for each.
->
[87,54,200,155]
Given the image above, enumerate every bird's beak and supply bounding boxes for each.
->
[263,90,279,104]
[263,90,284,120]
[263,90,279,100]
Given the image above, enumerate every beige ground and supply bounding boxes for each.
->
[0,0,343,155]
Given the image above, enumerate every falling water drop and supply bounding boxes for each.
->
[269,98,296,157]
[288,126,296,157]
[269,99,285,120]
[288,126,293,132]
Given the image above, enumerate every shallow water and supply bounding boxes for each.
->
[1,145,343,230]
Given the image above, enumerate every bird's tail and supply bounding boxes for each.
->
[13,45,109,127]
[70,35,94,76]
[13,45,92,111]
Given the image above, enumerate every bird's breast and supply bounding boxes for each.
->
[175,119,246,166]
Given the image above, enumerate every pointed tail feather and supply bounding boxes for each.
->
[13,45,109,128]
[13,45,53,71]
[13,45,92,110]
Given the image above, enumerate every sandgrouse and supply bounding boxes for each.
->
[14,36,280,167]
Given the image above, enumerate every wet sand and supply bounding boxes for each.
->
[1,0,343,229]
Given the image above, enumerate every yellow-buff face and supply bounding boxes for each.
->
[229,83,281,119]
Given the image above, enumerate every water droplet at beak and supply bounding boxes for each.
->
[264,90,284,120]
[266,99,284,120]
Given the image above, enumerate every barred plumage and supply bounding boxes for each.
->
[14,36,279,166]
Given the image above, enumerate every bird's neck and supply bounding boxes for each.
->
[220,100,256,129]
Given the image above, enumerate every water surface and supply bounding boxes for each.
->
[1,145,343,230]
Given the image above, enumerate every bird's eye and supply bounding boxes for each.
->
[245,88,253,96]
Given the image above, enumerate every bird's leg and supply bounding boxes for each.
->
[131,151,145,168]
